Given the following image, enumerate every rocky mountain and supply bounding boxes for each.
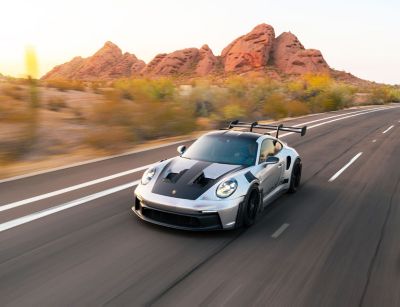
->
[222,24,275,73]
[42,42,145,80]
[141,44,219,76]
[270,32,329,75]
[41,23,357,81]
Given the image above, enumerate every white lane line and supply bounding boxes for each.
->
[0,106,394,185]
[221,284,242,306]
[382,125,394,134]
[0,139,191,184]
[0,106,394,213]
[0,164,152,212]
[279,106,394,138]
[291,108,386,127]
[0,104,396,227]
[372,139,377,143]
[328,152,363,182]
[0,180,140,233]
[271,223,290,239]
[262,108,382,129]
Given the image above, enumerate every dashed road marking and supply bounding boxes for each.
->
[383,125,394,134]
[329,152,363,182]
[271,223,290,239]
[0,180,140,233]
[0,165,152,213]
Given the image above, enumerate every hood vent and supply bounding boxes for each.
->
[163,169,187,183]
[191,172,212,187]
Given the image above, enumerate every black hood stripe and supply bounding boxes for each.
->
[152,159,244,200]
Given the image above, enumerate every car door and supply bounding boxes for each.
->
[257,139,284,197]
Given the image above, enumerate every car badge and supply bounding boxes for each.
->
[172,189,176,195]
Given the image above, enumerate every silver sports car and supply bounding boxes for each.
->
[133,121,307,230]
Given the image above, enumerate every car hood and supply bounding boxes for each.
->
[151,157,244,200]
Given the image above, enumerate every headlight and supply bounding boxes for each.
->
[216,178,238,198]
[141,168,156,185]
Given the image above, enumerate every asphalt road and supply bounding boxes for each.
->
[0,105,399,306]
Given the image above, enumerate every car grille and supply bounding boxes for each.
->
[135,198,222,230]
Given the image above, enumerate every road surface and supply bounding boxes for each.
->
[0,105,399,306]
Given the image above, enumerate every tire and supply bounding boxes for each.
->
[242,186,261,227]
[288,158,302,194]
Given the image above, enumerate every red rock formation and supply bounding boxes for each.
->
[142,48,199,75]
[41,23,342,81]
[196,44,219,76]
[271,32,329,75]
[141,53,167,75]
[270,32,303,72]
[286,49,329,75]
[42,41,145,80]
[143,45,220,76]
[221,23,275,73]
[41,56,86,80]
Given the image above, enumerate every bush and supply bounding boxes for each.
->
[1,84,24,100]
[286,100,310,117]
[85,126,133,150]
[0,93,39,162]
[44,79,85,92]
[222,103,246,120]
[263,93,288,120]
[113,78,176,102]
[47,96,67,111]
[367,86,399,104]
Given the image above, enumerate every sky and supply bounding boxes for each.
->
[0,0,399,84]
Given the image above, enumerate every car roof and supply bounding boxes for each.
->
[205,129,271,141]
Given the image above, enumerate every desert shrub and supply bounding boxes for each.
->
[1,84,24,100]
[195,117,214,130]
[70,107,85,121]
[222,103,246,120]
[87,83,196,149]
[130,99,195,140]
[225,76,249,99]
[44,79,85,92]
[388,88,400,103]
[367,86,399,104]
[0,94,39,162]
[47,96,67,111]
[286,100,310,117]
[89,81,108,94]
[113,78,176,102]
[85,126,133,150]
[263,93,288,120]
[184,82,216,117]
[90,96,133,127]
[0,95,35,122]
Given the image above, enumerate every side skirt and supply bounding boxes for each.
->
[261,185,287,209]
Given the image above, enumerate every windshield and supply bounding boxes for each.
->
[182,134,258,166]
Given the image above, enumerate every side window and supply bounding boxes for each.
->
[274,141,283,155]
[258,139,275,163]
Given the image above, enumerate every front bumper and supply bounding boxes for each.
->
[133,188,244,230]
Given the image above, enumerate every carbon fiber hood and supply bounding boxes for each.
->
[151,157,243,200]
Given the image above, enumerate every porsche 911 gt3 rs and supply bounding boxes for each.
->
[133,120,306,230]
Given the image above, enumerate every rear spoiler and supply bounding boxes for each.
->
[227,120,307,138]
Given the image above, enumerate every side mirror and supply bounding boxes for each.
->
[263,156,279,166]
[177,145,186,155]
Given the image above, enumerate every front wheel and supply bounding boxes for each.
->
[288,158,302,193]
[242,186,261,227]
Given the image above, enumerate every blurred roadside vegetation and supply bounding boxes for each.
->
[0,73,399,166]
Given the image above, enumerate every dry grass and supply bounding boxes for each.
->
[0,75,399,179]
[43,79,86,92]
[46,96,68,111]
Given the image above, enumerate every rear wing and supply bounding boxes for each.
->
[227,120,307,138]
